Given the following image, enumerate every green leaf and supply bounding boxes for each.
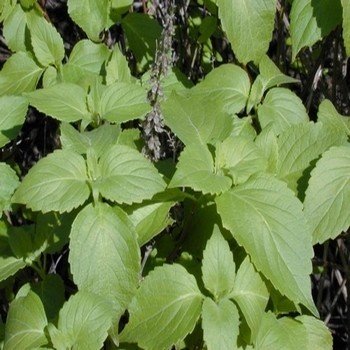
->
[255,126,278,173]
[120,264,203,350]
[162,92,233,145]
[26,10,65,66]
[60,122,91,154]
[215,135,267,185]
[32,274,65,321]
[276,122,347,192]
[296,315,333,350]
[67,0,110,41]
[121,13,162,67]
[202,225,236,300]
[100,82,150,123]
[98,145,166,204]
[0,163,19,212]
[106,45,132,84]
[0,95,29,147]
[12,150,90,213]
[49,291,114,350]
[231,115,257,140]
[201,298,240,350]
[254,312,308,350]
[25,83,91,122]
[4,290,48,350]
[257,88,309,134]
[216,175,316,314]
[126,201,175,246]
[190,64,250,114]
[318,99,350,136]
[3,4,28,52]
[343,0,350,56]
[69,203,140,313]
[228,256,269,340]
[216,0,277,64]
[169,142,231,195]
[290,0,342,60]
[68,39,110,74]
[0,52,43,96]
[303,145,350,244]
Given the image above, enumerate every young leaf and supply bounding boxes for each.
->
[120,264,203,350]
[100,82,151,123]
[201,298,240,350]
[0,163,19,212]
[216,174,317,315]
[228,256,269,340]
[49,291,114,350]
[106,45,132,85]
[202,225,236,300]
[343,0,350,56]
[216,0,277,64]
[231,115,257,140]
[318,99,350,136]
[26,10,65,67]
[290,0,342,60]
[25,83,91,122]
[98,145,166,204]
[255,126,278,173]
[0,52,43,96]
[4,290,48,349]
[68,39,110,75]
[12,150,90,213]
[67,0,110,42]
[69,203,140,314]
[215,135,267,185]
[296,315,333,350]
[162,92,233,145]
[304,145,350,244]
[257,88,309,135]
[169,142,232,195]
[0,95,29,147]
[59,122,91,154]
[190,64,250,114]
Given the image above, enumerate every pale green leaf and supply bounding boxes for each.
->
[215,135,267,185]
[0,163,19,211]
[202,298,240,350]
[296,315,333,350]
[126,201,175,246]
[254,312,307,350]
[61,63,97,89]
[231,116,257,140]
[162,92,233,145]
[229,256,269,340]
[59,122,91,154]
[190,64,250,114]
[216,175,317,314]
[343,0,350,56]
[304,145,350,244]
[68,39,110,74]
[318,99,350,136]
[25,83,91,122]
[106,45,132,84]
[98,145,166,204]
[67,0,110,41]
[216,0,277,64]
[0,0,16,22]
[276,122,347,192]
[0,52,43,96]
[3,4,28,52]
[255,126,278,173]
[49,291,114,350]
[121,13,162,67]
[4,291,48,350]
[0,95,29,147]
[258,88,309,134]
[69,203,140,313]
[120,264,203,350]
[100,82,150,123]
[169,142,232,195]
[26,10,65,67]
[42,66,58,88]
[12,150,90,213]
[290,0,342,60]
[202,225,236,300]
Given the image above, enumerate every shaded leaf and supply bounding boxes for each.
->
[0,163,19,211]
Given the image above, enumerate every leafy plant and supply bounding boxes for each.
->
[0,0,349,349]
